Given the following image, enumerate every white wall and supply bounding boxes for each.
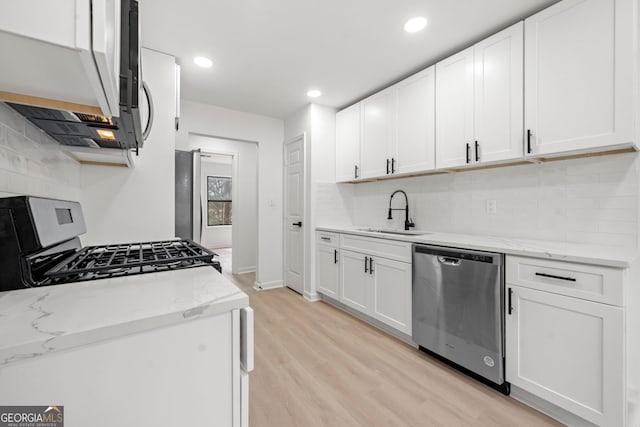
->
[188,137,259,274]
[79,49,176,245]
[347,153,638,248]
[176,100,283,287]
[200,156,233,250]
[0,102,81,200]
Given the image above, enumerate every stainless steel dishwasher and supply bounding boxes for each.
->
[412,244,508,393]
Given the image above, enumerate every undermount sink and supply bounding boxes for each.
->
[357,228,429,236]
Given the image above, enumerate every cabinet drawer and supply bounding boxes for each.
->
[317,231,339,247]
[340,234,411,263]
[506,256,623,306]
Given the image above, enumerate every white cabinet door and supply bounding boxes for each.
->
[339,250,369,312]
[506,285,624,426]
[395,66,436,174]
[524,0,635,155]
[335,104,361,182]
[474,22,523,163]
[317,244,339,299]
[370,257,412,335]
[435,46,475,168]
[360,88,395,179]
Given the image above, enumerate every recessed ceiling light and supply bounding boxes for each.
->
[194,56,213,68]
[404,16,427,33]
[307,89,322,98]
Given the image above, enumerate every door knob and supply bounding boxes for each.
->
[292,221,302,227]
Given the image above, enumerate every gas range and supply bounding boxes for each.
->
[0,196,221,292]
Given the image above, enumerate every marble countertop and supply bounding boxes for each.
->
[317,226,636,268]
[0,267,248,366]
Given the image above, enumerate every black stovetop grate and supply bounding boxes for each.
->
[45,239,215,280]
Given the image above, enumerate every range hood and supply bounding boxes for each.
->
[7,102,139,150]
[2,0,150,154]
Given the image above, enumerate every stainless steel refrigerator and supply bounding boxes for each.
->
[175,149,202,243]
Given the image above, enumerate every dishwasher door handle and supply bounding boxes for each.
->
[438,256,461,266]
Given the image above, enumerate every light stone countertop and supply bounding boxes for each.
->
[0,267,248,366]
[317,226,636,268]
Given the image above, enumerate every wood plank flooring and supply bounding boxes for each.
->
[224,270,562,427]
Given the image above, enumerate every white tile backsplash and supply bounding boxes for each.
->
[0,103,80,200]
[349,153,639,248]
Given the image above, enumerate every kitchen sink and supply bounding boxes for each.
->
[357,228,430,236]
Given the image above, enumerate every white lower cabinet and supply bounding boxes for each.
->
[317,232,412,336]
[316,234,340,299]
[506,284,624,426]
[340,249,370,312]
[339,249,412,335]
[370,256,412,335]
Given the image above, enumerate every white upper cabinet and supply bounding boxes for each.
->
[395,66,436,174]
[435,46,475,168]
[0,0,120,117]
[524,0,635,155]
[360,88,395,179]
[474,22,524,163]
[335,104,361,182]
[436,22,524,168]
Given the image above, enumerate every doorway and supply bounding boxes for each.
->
[187,134,258,276]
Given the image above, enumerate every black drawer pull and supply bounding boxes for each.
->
[320,236,331,241]
[535,272,576,282]
[386,158,390,174]
[466,143,471,164]
[364,256,369,273]
[508,288,513,315]
[334,249,338,264]
[391,158,396,173]
[369,257,374,275]
[527,129,532,154]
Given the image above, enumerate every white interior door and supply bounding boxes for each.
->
[283,136,305,294]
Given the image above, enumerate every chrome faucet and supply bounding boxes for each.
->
[388,190,415,230]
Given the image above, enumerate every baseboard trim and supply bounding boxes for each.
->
[319,294,415,347]
[234,266,256,274]
[510,385,595,427]
[253,280,284,291]
[303,291,321,302]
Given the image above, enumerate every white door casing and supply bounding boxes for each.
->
[283,135,305,294]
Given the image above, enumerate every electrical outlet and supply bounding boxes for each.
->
[486,199,497,215]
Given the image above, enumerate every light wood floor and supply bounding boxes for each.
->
[224,270,562,427]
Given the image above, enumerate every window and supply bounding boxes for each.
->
[207,176,232,226]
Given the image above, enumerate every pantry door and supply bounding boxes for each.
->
[283,135,305,294]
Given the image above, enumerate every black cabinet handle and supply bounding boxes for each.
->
[320,236,331,241]
[527,129,532,154]
[364,256,369,273]
[508,288,513,315]
[369,257,374,275]
[354,165,359,179]
[475,141,480,162]
[334,249,338,264]
[292,221,302,227]
[391,158,396,173]
[535,272,576,282]
[386,158,390,174]
[466,143,470,164]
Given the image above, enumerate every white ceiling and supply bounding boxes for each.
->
[141,0,560,119]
